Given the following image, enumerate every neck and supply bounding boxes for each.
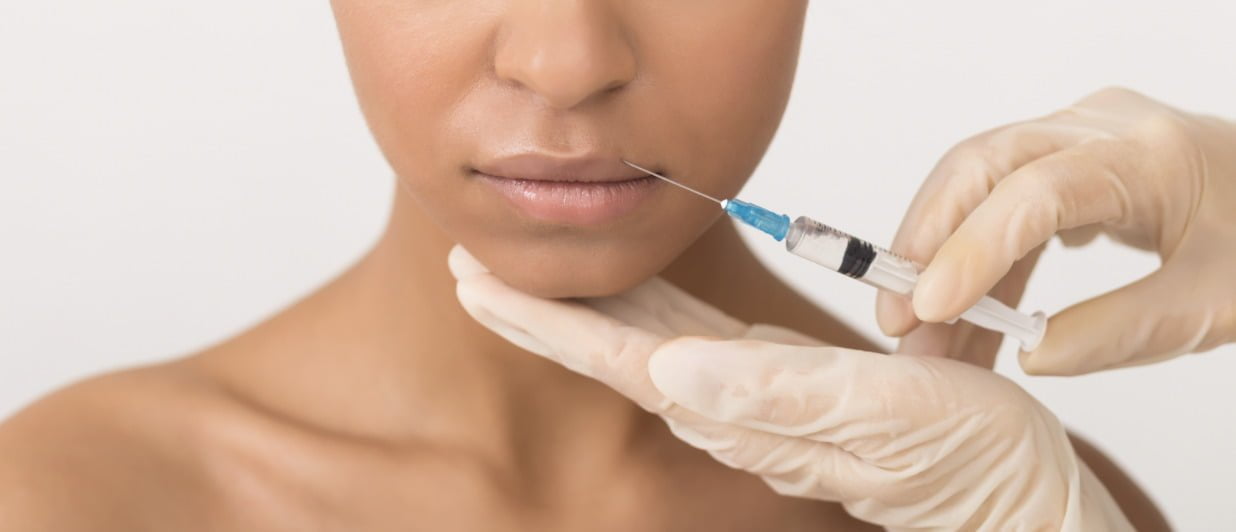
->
[207,180,860,482]
[350,183,773,424]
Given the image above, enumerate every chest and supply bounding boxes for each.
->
[202,451,874,532]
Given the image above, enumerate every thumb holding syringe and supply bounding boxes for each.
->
[876,86,1236,375]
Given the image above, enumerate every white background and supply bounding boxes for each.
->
[2,1,1234,528]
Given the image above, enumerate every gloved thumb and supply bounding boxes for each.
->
[1020,268,1212,375]
[646,337,925,444]
[647,337,888,499]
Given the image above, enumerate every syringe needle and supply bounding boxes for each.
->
[622,160,724,205]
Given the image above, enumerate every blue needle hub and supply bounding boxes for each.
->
[723,199,791,241]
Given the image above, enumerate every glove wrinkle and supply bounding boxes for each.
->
[452,244,1135,530]
[877,88,1236,376]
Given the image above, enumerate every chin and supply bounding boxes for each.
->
[497,267,648,299]
[470,238,682,299]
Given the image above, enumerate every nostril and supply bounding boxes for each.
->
[601,75,632,93]
[491,12,637,110]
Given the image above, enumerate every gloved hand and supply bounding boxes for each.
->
[877,87,1236,375]
[449,246,1131,531]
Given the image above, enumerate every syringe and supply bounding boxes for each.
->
[624,161,1046,351]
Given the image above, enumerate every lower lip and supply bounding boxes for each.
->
[476,172,659,226]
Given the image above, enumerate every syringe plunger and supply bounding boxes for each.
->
[619,159,1047,350]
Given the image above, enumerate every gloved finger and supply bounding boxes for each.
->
[661,323,889,500]
[648,338,939,449]
[896,321,979,358]
[447,245,491,279]
[451,246,787,422]
[452,244,655,367]
[877,121,1090,337]
[448,249,866,488]
[661,416,885,502]
[913,142,1134,323]
[895,244,1044,368]
[455,270,682,413]
[1057,224,1105,247]
[1019,265,1220,376]
[648,337,1048,496]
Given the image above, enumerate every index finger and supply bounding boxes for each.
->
[877,120,1090,336]
[913,143,1132,322]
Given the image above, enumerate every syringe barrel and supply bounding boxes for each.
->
[784,216,1046,351]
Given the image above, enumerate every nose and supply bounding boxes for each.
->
[494,1,637,110]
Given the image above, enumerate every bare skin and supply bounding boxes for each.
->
[0,1,1169,529]
[0,187,1169,530]
[0,192,864,531]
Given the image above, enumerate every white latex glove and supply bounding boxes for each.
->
[449,246,1131,531]
[877,87,1236,375]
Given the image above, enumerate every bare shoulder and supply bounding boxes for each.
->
[0,362,232,531]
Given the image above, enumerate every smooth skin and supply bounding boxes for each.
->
[0,209,885,530]
[1,2,1167,530]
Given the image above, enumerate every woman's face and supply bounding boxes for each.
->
[332,0,808,297]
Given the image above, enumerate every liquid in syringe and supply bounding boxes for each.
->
[623,160,1046,350]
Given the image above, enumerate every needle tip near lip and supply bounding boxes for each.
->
[622,159,723,205]
[621,159,651,173]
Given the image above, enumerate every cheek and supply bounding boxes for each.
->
[638,3,806,195]
[333,2,492,195]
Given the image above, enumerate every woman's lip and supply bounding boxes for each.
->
[473,154,647,183]
[476,171,659,226]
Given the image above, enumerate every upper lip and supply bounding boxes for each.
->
[472,154,651,183]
